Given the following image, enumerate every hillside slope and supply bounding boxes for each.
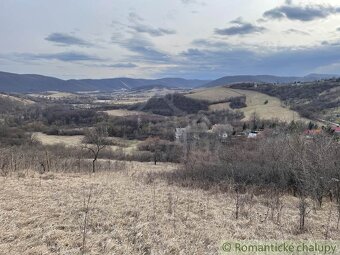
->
[230,80,340,121]
[187,87,307,122]
[203,74,338,88]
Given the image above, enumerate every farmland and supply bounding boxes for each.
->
[188,87,307,122]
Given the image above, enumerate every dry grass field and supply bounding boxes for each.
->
[33,132,84,147]
[103,109,146,117]
[28,92,78,99]
[188,87,308,122]
[187,87,242,102]
[1,162,340,255]
[230,89,308,122]
[93,99,147,105]
[33,132,140,154]
[0,93,35,105]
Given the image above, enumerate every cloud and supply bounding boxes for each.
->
[180,0,199,4]
[263,4,340,21]
[23,52,102,62]
[127,12,176,37]
[215,18,266,36]
[337,27,340,31]
[128,12,144,23]
[284,29,310,35]
[154,40,340,79]
[114,35,170,62]
[109,63,138,68]
[45,33,93,47]
[129,24,176,37]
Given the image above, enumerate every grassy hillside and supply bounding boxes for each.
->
[0,94,29,115]
[186,87,307,122]
[186,87,243,103]
[231,80,340,121]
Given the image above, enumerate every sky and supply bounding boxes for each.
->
[1,0,340,80]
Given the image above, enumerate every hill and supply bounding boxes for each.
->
[0,71,209,93]
[230,79,340,121]
[0,93,34,115]
[203,74,338,88]
[133,93,209,116]
[186,87,308,122]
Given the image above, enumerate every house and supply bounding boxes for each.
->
[211,124,233,141]
[175,128,187,142]
[247,131,258,139]
[303,129,322,138]
[331,126,340,134]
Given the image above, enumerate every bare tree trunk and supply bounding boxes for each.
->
[299,196,308,232]
[92,158,96,173]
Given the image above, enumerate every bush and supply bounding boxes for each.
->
[160,133,340,200]
[229,96,247,109]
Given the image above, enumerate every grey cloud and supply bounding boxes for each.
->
[45,33,93,47]
[285,29,310,35]
[263,4,340,21]
[181,0,197,4]
[128,12,144,23]
[321,40,340,46]
[114,35,170,62]
[129,24,176,37]
[25,52,102,62]
[192,39,230,48]
[156,41,340,79]
[337,27,340,31]
[215,19,266,36]
[110,63,138,68]
[127,12,176,37]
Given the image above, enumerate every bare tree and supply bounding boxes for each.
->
[83,126,109,173]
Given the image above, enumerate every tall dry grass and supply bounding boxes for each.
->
[1,162,340,254]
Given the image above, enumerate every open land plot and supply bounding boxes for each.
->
[33,132,141,154]
[1,163,339,254]
[231,89,309,122]
[28,92,78,99]
[103,109,146,117]
[0,93,35,105]
[33,132,84,147]
[187,87,242,102]
[190,87,308,122]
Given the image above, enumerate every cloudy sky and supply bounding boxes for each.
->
[1,0,340,80]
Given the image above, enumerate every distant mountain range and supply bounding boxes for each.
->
[203,74,339,88]
[0,71,209,93]
[0,71,338,93]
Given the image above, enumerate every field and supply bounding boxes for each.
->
[93,99,147,105]
[103,109,146,117]
[0,93,35,105]
[33,132,140,154]
[28,92,78,99]
[1,163,339,254]
[33,132,84,147]
[188,87,308,122]
[187,87,242,102]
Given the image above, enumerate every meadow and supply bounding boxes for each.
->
[1,161,339,255]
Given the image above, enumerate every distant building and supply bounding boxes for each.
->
[175,128,187,142]
[211,124,233,142]
[247,131,258,139]
[331,126,340,134]
[303,129,322,138]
